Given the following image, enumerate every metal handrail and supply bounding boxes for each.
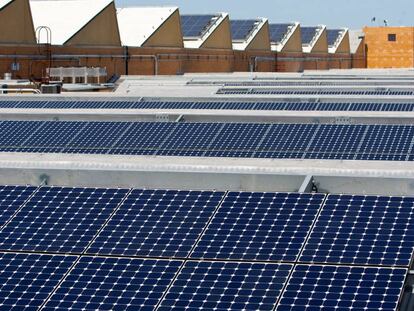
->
[0,88,41,94]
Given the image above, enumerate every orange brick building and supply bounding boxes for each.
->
[364,26,414,68]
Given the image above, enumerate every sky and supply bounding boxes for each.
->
[116,0,414,29]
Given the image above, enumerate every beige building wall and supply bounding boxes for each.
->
[245,21,271,51]
[201,16,232,49]
[310,28,328,53]
[65,2,121,46]
[280,26,302,53]
[0,0,36,44]
[335,32,351,54]
[142,9,183,48]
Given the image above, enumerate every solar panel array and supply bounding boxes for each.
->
[180,15,216,37]
[2,100,414,111]
[0,186,411,310]
[231,20,259,40]
[2,121,414,161]
[327,29,343,46]
[301,26,319,44]
[269,23,294,43]
[217,88,414,96]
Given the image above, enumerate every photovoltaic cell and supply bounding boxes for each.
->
[231,20,258,40]
[0,187,129,253]
[0,121,414,162]
[157,123,222,157]
[191,192,325,261]
[269,24,294,43]
[301,27,319,44]
[0,253,76,311]
[300,194,414,266]
[158,261,293,311]
[0,121,43,151]
[0,186,37,227]
[327,29,342,46]
[3,100,414,112]
[276,264,407,311]
[64,122,130,154]
[87,189,225,258]
[43,257,182,311]
[204,123,270,158]
[181,15,216,37]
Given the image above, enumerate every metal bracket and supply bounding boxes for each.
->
[39,174,50,186]
[176,115,184,123]
[299,175,318,193]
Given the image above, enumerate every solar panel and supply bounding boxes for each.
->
[269,23,294,43]
[1,121,414,162]
[301,26,319,44]
[23,121,85,153]
[327,29,343,46]
[0,253,76,310]
[300,194,414,266]
[357,125,414,160]
[0,121,43,151]
[191,192,325,261]
[42,257,182,311]
[256,124,319,158]
[110,122,175,155]
[217,88,414,96]
[231,20,258,40]
[0,185,37,227]
[87,189,225,258]
[64,122,130,154]
[158,261,293,311]
[204,123,270,158]
[276,264,407,311]
[157,123,222,157]
[181,15,216,37]
[0,187,129,253]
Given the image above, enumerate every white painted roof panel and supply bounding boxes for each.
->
[30,0,113,44]
[117,7,177,47]
[0,0,12,10]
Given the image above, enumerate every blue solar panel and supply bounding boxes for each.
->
[357,125,414,158]
[269,23,294,43]
[157,123,222,157]
[3,99,414,112]
[217,88,414,96]
[43,257,182,311]
[181,15,216,37]
[158,261,293,311]
[191,192,325,261]
[64,122,130,154]
[0,186,37,227]
[276,264,407,311]
[0,253,76,311]
[231,20,258,40]
[256,124,318,158]
[23,121,85,153]
[1,121,414,162]
[300,194,414,266]
[87,189,225,258]
[110,122,175,155]
[0,187,129,253]
[306,125,366,155]
[327,29,342,46]
[204,123,270,158]
[0,121,43,151]
[301,26,319,44]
